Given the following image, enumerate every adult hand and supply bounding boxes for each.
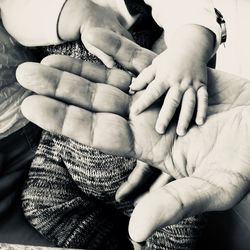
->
[16,29,250,243]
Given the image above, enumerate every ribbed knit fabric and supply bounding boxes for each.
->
[22,2,205,249]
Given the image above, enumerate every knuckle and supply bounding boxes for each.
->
[170,98,180,107]
[180,79,192,90]
[148,83,162,97]
[164,186,185,213]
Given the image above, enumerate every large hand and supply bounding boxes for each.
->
[17,30,250,243]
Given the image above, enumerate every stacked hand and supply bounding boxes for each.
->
[16,29,250,243]
[130,48,208,136]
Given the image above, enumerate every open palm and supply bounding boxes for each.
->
[16,29,250,242]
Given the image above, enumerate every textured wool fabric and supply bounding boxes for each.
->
[22,2,205,249]
[22,132,134,249]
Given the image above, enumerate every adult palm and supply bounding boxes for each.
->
[17,29,250,242]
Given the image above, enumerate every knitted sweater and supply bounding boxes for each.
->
[22,2,205,249]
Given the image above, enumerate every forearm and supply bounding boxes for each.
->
[167,24,215,63]
[1,0,66,46]
[144,0,221,54]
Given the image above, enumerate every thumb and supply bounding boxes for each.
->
[128,176,221,242]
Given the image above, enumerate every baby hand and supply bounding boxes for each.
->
[130,49,208,136]
[80,2,132,68]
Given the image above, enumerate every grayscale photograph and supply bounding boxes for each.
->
[0,0,249,249]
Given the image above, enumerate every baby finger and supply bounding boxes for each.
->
[196,85,208,125]
[176,88,196,136]
[155,86,183,134]
[129,65,156,91]
[131,79,168,115]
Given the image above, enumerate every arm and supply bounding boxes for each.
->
[144,0,222,54]
[1,0,132,68]
[163,24,215,65]
[1,0,102,46]
[1,0,66,46]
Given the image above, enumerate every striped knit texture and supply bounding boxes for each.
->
[22,2,205,249]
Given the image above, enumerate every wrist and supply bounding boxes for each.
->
[167,24,215,64]
[58,0,94,41]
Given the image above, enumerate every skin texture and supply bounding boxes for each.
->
[58,0,132,68]
[16,29,250,243]
[130,25,214,136]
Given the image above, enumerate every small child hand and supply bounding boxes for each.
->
[130,49,208,136]
[80,2,133,68]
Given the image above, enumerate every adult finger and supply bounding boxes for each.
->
[82,36,115,68]
[149,172,173,191]
[117,25,134,41]
[85,28,156,73]
[130,172,174,207]
[129,65,156,91]
[115,160,160,202]
[196,85,208,125]
[41,55,132,91]
[129,173,248,242]
[131,79,168,115]
[176,88,196,136]
[21,95,135,158]
[16,62,130,116]
[155,86,183,134]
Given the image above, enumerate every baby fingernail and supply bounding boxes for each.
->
[177,128,186,136]
[196,118,204,125]
[129,88,136,95]
[129,84,136,90]
[155,124,165,134]
[129,77,138,89]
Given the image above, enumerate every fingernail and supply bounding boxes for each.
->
[115,195,124,203]
[129,88,136,95]
[115,185,128,202]
[196,118,204,125]
[155,124,165,134]
[177,128,186,136]
[129,77,137,88]
[129,237,146,250]
[115,191,122,202]
[105,60,115,69]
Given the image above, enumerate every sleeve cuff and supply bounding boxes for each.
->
[145,0,222,56]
